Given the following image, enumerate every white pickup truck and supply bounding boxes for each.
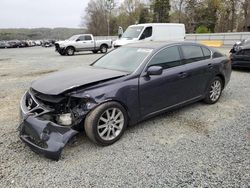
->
[55,34,112,56]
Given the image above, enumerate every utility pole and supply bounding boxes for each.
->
[105,0,114,36]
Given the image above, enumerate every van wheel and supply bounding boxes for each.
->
[204,77,223,104]
[84,102,128,146]
[100,45,108,53]
[66,47,75,56]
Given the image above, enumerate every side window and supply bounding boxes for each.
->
[77,36,85,41]
[181,45,204,63]
[202,47,211,59]
[244,49,250,56]
[213,51,223,58]
[236,50,244,55]
[84,35,92,40]
[148,46,181,69]
[140,27,152,40]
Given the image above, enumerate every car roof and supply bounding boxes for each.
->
[125,41,206,50]
[129,23,185,27]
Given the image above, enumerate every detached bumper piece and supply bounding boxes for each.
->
[19,116,78,160]
[55,44,65,55]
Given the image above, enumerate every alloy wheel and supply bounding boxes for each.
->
[209,80,222,102]
[97,107,124,141]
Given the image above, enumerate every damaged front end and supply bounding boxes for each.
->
[18,89,94,160]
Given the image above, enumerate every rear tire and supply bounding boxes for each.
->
[204,77,223,104]
[100,44,108,53]
[66,47,75,56]
[84,102,128,146]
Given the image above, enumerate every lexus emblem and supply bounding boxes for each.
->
[27,98,33,109]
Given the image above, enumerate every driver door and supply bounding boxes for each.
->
[139,46,188,118]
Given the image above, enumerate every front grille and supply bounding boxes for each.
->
[23,90,52,117]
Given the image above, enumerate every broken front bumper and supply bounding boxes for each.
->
[18,92,78,160]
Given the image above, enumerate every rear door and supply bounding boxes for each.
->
[139,45,188,117]
[180,45,213,98]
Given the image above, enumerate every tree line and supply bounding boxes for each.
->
[0,28,86,40]
[83,0,250,35]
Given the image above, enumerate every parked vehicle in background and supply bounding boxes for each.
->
[0,41,10,48]
[18,41,231,160]
[113,23,186,48]
[20,41,29,47]
[7,40,22,48]
[55,34,112,56]
[35,40,42,46]
[230,38,250,53]
[42,40,53,47]
[231,45,250,69]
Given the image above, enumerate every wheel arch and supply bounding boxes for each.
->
[215,74,225,89]
[86,99,131,124]
[100,43,108,48]
[66,45,76,51]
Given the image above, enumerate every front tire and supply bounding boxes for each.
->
[204,77,223,104]
[84,102,128,146]
[66,47,75,56]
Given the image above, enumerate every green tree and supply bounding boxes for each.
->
[139,7,152,23]
[153,0,171,22]
[196,25,210,33]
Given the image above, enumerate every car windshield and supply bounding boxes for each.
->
[122,26,144,39]
[67,35,80,41]
[92,47,153,72]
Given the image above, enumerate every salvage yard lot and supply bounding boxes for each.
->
[0,47,249,187]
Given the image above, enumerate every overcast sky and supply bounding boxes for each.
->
[0,0,90,28]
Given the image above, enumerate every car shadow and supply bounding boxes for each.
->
[67,101,208,149]
[232,68,250,72]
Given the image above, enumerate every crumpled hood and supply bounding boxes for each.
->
[31,66,127,95]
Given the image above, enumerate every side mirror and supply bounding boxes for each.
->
[147,66,163,76]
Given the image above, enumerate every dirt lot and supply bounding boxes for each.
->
[0,47,249,187]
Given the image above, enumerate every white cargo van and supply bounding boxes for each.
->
[113,23,185,47]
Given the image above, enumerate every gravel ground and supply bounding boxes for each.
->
[0,47,249,187]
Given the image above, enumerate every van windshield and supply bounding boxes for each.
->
[122,26,144,39]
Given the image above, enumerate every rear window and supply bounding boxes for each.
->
[181,45,204,63]
[202,47,211,59]
[212,51,223,58]
[85,35,92,40]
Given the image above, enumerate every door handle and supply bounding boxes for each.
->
[178,72,187,78]
[208,63,214,69]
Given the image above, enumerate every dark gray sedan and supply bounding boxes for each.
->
[18,42,231,160]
